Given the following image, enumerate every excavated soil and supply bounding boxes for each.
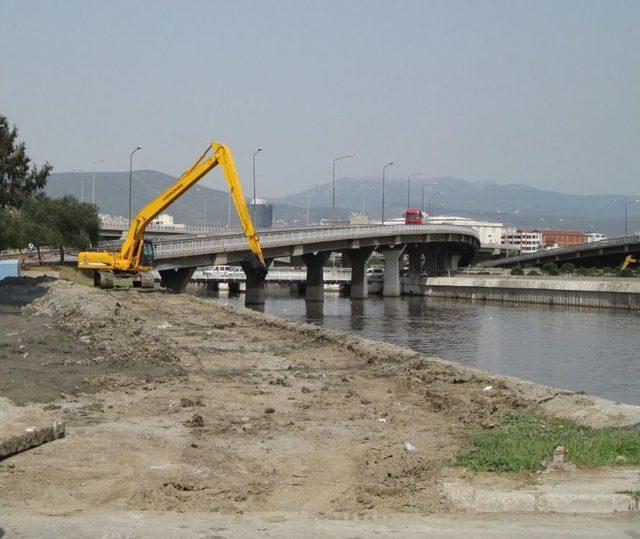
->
[1,277,638,524]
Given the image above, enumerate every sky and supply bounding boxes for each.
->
[1,0,639,197]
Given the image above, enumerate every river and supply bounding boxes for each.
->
[188,285,640,406]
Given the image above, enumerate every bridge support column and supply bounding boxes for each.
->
[423,244,444,277]
[406,244,424,283]
[159,268,195,292]
[343,248,374,299]
[381,246,405,297]
[241,258,272,306]
[302,252,329,302]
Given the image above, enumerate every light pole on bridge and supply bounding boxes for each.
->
[128,145,143,223]
[381,162,395,225]
[332,153,355,221]
[613,199,639,237]
[252,147,263,222]
[407,171,425,212]
[421,181,438,216]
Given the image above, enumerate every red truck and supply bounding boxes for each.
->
[404,208,424,224]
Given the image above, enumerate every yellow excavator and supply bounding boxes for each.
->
[78,141,265,289]
[621,255,637,270]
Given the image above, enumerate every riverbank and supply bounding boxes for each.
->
[416,275,640,309]
[1,277,639,535]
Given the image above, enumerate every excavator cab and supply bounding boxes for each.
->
[140,240,154,268]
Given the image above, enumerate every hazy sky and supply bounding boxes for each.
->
[2,0,638,196]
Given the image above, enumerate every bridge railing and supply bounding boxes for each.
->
[477,235,640,267]
[153,224,480,258]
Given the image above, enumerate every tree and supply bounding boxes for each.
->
[19,196,99,262]
[542,262,559,275]
[0,208,21,252]
[511,266,524,275]
[559,262,576,274]
[0,114,52,211]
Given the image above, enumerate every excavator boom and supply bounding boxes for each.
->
[78,141,265,281]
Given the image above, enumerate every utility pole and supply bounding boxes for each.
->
[92,158,104,205]
[252,147,263,222]
[332,153,355,220]
[381,162,395,224]
[128,145,142,223]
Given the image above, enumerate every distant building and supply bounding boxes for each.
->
[502,228,542,253]
[586,232,607,243]
[349,212,377,225]
[251,199,273,229]
[150,213,185,229]
[428,215,503,246]
[538,229,586,249]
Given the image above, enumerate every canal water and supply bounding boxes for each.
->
[188,286,640,406]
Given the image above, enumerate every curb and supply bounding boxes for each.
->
[443,482,639,514]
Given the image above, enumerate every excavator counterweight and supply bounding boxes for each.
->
[78,141,265,288]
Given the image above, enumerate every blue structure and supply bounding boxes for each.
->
[0,259,20,280]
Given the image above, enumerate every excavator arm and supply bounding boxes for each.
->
[621,255,637,270]
[78,141,265,275]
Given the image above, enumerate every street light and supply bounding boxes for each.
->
[427,191,443,218]
[613,199,640,237]
[91,159,104,205]
[407,171,425,211]
[252,147,263,221]
[381,162,395,224]
[128,145,143,223]
[421,181,438,215]
[332,153,355,220]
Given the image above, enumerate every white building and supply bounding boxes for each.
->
[150,213,186,230]
[501,227,542,254]
[586,232,607,243]
[428,215,504,247]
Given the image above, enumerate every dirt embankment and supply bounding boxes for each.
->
[1,278,638,519]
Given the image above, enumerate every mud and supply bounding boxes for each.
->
[1,277,638,525]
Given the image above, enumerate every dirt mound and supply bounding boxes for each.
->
[0,276,55,306]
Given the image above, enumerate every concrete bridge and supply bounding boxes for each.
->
[477,235,640,269]
[153,224,480,305]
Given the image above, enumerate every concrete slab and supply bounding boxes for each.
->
[444,468,640,514]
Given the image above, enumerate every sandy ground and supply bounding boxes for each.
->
[1,277,639,536]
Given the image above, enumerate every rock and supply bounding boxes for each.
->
[301,386,312,394]
[264,407,275,414]
[184,413,204,427]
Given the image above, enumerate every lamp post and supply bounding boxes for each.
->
[128,145,142,223]
[421,181,438,215]
[332,153,355,220]
[91,158,104,205]
[252,147,263,221]
[381,162,395,224]
[427,192,442,217]
[407,171,425,211]
[613,199,639,237]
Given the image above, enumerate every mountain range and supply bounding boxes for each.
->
[44,171,639,237]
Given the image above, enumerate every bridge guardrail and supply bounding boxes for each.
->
[477,235,640,267]
[153,224,480,259]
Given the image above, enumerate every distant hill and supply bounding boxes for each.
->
[44,170,345,228]
[44,171,639,236]
[276,177,640,237]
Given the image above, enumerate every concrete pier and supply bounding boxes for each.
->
[381,246,404,297]
[160,268,196,292]
[302,252,329,302]
[343,248,373,299]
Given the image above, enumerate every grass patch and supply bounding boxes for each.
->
[617,490,640,501]
[455,411,640,473]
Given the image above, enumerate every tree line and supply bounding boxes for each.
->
[0,114,99,261]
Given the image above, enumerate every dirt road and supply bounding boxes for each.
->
[1,278,638,536]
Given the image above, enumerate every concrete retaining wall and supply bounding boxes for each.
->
[409,276,640,310]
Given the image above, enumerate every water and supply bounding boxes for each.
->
[188,286,640,405]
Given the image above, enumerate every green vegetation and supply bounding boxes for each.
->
[0,114,99,257]
[527,269,539,276]
[510,266,524,275]
[559,262,576,274]
[455,411,640,473]
[619,268,635,278]
[542,262,559,276]
[617,490,640,502]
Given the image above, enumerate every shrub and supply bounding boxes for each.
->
[542,262,559,276]
[619,268,635,278]
[510,266,524,276]
[527,270,539,276]
[559,262,576,274]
